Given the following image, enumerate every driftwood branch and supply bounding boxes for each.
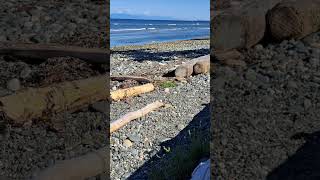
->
[0,75,108,123]
[110,83,155,101]
[175,55,210,78]
[0,43,109,64]
[33,147,108,180]
[110,101,164,133]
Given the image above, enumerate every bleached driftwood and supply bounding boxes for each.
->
[193,57,210,74]
[33,147,108,180]
[110,83,155,101]
[175,55,210,78]
[110,101,164,133]
[0,75,108,123]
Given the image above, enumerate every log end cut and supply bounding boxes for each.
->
[267,4,303,41]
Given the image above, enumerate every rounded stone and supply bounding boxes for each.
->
[7,78,21,91]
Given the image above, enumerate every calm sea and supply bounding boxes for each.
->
[110,19,210,47]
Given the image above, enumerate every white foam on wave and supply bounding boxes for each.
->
[168,24,176,26]
[111,28,147,32]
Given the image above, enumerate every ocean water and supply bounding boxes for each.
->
[110,19,210,47]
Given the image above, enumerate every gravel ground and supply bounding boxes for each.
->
[0,0,108,179]
[212,31,320,179]
[110,39,210,179]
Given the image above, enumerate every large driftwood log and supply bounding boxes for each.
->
[193,57,210,75]
[110,83,155,101]
[110,101,164,133]
[0,75,108,124]
[212,0,282,51]
[175,55,210,78]
[0,43,109,64]
[267,0,320,41]
[33,147,108,180]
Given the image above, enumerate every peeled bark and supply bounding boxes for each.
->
[110,101,164,133]
[110,83,155,101]
[267,0,320,41]
[0,43,109,64]
[0,75,108,124]
[175,55,210,78]
[212,0,282,51]
[33,147,108,180]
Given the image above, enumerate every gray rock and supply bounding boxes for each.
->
[245,69,257,82]
[7,78,21,91]
[304,99,312,110]
[20,67,32,79]
[177,124,184,130]
[90,101,108,114]
[127,134,140,143]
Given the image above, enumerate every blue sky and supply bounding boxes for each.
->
[111,0,209,21]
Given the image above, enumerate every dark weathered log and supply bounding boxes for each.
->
[0,43,109,64]
[267,0,320,41]
[110,75,152,83]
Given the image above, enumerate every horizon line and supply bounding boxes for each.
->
[110,18,210,22]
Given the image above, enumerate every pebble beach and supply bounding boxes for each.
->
[110,39,210,179]
[0,0,108,179]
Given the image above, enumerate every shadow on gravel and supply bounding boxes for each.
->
[267,131,320,180]
[112,48,209,62]
[128,104,210,180]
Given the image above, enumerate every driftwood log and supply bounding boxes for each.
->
[267,0,320,41]
[175,55,210,78]
[0,75,108,124]
[33,147,108,180]
[110,83,155,101]
[212,0,282,51]
[110,75,152,83]
[0,43,109,64]
[193,57,210,75]
[110,101,164,133]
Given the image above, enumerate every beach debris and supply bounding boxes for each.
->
[33,147,108,180]
[0,43,109,64]
[110,101,164,133]
[174,55,210,78]
[212,0,282,51]
[110,83,155,101]
[0,75,108,124]
[111,75,152,84]
[267,0,320,41]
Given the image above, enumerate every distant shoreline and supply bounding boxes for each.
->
[111,37,209,49]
